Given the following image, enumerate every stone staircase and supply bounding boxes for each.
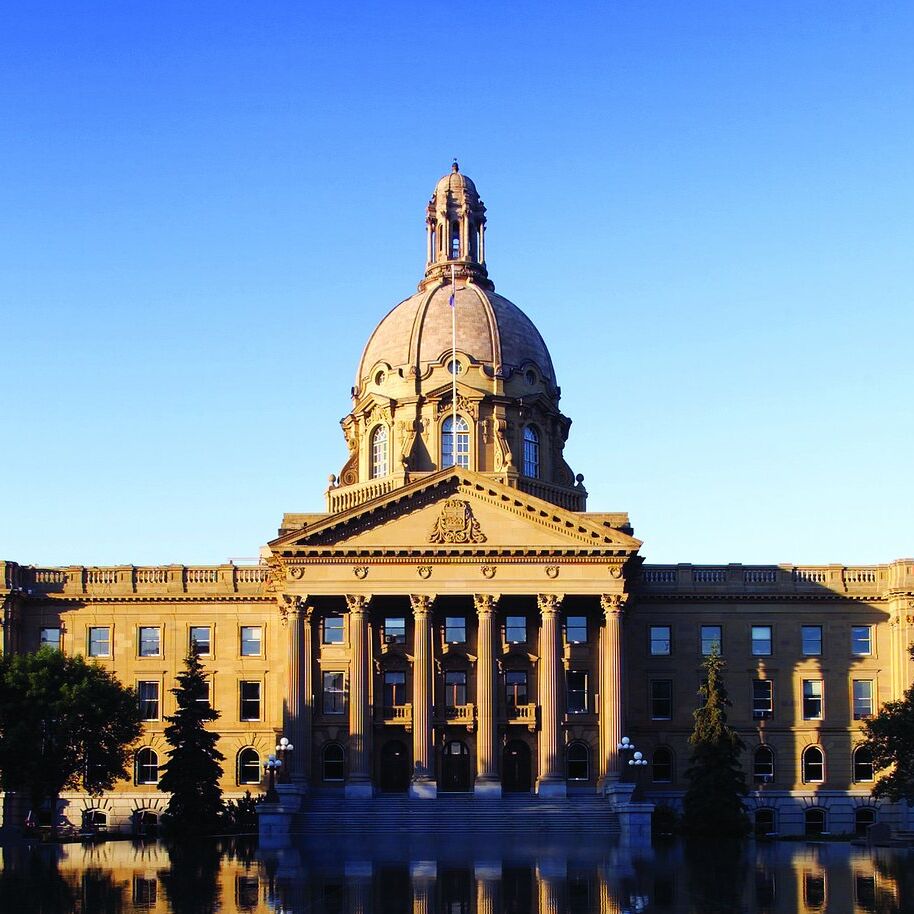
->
[295,791,620,837]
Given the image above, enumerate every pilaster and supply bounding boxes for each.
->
[282,595,313,785]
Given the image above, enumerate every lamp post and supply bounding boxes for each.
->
[264,754,282,803]
[275,736,294,784]
[617,736,648,800]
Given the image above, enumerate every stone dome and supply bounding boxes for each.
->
[356,282,556,389]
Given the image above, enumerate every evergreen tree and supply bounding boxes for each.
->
[860,644,914,803]
[158,646,225,836]
[682,647,750,836]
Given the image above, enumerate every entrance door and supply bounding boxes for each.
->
[440,740,471,792]
[380,740,410,792]
[502,740,532,792]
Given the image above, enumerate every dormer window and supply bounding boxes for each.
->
[442,415,470,468]
[370,425,388,478]
[523,425,540,478]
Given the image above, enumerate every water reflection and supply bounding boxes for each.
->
[0,837,911,913]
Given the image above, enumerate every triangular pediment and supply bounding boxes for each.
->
[270,470,641,556]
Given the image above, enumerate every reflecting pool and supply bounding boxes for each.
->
[1,836,912,913]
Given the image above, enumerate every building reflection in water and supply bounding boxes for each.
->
[0,837,912,913]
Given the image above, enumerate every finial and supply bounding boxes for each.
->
[452,159,459,173]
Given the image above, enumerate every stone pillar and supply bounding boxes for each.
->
[474,593,501,797]
[474,863,500,914]
[410,594,437,798]
[283,595,313,784]
[345,594,373,797]
[536,593,566,797]
[598,594,626,791]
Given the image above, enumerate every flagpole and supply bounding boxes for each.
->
[451,262,457,467]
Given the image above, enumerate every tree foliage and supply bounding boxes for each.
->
[860,645,914,804]
[682,647,750,836]
[0,649,142,811]
[158,646,225,836]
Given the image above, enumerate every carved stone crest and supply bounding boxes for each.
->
[428,499,486,544]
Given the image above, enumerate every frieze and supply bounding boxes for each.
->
[429,499,487,545]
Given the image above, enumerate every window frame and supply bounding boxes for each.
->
[322,743,345,782]
[751,624,773,656]
[853,745,874,783]
[752,679,774,719]
[650,679,673,720]
[505,670,528,709]
[803,746,825,784]
[853,680,874,720]
[802,679,824,720]
[383,670,407,708]
[88,626,111,658]
[322,671,345,715]
[40,627,61,651]
[370,424,389,479]
[138,626,162,658]
[505,615,527,644]
[651,747,673,783]
[565,616,588,644]
[566,742,589,781]
[445,616,466,644]
[240,625,263,657]
[851,625,873,656]
[135,747,159,785]
[444,670,467,708]
[384,617,406,645]
[801,625,822,656]
[649,625,671,656]
[137,680,160,721]
[322,616,344,645]
[441,414,470,469]
[237,747,262,785]
[239,680,262,722]
[522,425,540,478]
[189,625,212,656]
[566,669,589,714]
[753,745,775,783]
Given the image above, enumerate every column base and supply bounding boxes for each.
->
[535,778,567,799]
[409,778,438,800]
[617,802,654,844]
[473,778,502,799]
[604,780,636,807]
[344,780,374,799]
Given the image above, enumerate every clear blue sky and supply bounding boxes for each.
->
[2,2,912,567]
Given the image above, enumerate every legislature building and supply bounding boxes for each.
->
[1,165,912,837]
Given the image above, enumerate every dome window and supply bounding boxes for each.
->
[446,359,463,375]
[525,369,536,386]
[374,370,386,386]
[442,415,469,469]
[370,425,389,479]
[523,425,540,479]
[451,221,460,259]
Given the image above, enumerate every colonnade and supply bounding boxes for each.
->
[283,592,627,798]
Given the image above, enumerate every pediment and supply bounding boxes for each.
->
[271,470,641,556]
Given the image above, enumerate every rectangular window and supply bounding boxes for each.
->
[239,681,261,721]
[240,626,262,657]
[650,625,671,656]
[802,625,822,656]
[650,680,673,720]
[505,670,528,709]
[323,616,344,644]
[752,680,773,719]
[567,670,588,713]
[88,626,111,657]
[852,626,872,656]
[700,625,722,655]
[138,681,160,720]
[322,672,345,715]
[383,671,406,707]
[444,671,467,708]
[197,680,211,708]
[803,680,823,720]
[40,627,61,650]
[190,626,211,656]
[505,616,527,644]
[565,616,588,644]
[445,617,466,643]
[138,627,161,657]
[752,625,773,657]
[384,617,406,644]
[853,680,873,720]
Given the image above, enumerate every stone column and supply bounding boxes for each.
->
[474,864,500,914]
[536,593,566,797]
[345,594,373,797]
[474,593,501,797]
[410,594,436,798]
[598,594,626,791]
[283,595,313,784]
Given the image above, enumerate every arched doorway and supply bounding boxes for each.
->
[380,740,410,792]
[502,740,531,792]
[440,740,471,792]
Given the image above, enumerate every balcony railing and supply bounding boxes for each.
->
[439,703,475,728]
[506,703,537,730]
[375,704,412,727]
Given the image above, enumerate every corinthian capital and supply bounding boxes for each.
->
[473,593,500,616]
[600,593,628,619]
[537,594,564,616]
[345,594,371,615]
[409,594,436,617]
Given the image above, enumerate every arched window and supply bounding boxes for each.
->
[523,426,540,478]
[855,807,876,837]
[441,416,470,469]
[135,748,159,785]
[754,807,776,837]
[322,743,345,783]
[651,748,673,783]
[370,425,388,479]
[81,809,107,830]
[451,221,460,259]
[804,807,826,837]
[566,742,589,781]
[853,746,874,782]
[803,746,825,784]
[753,746,775,784]
[237,748,261,785]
